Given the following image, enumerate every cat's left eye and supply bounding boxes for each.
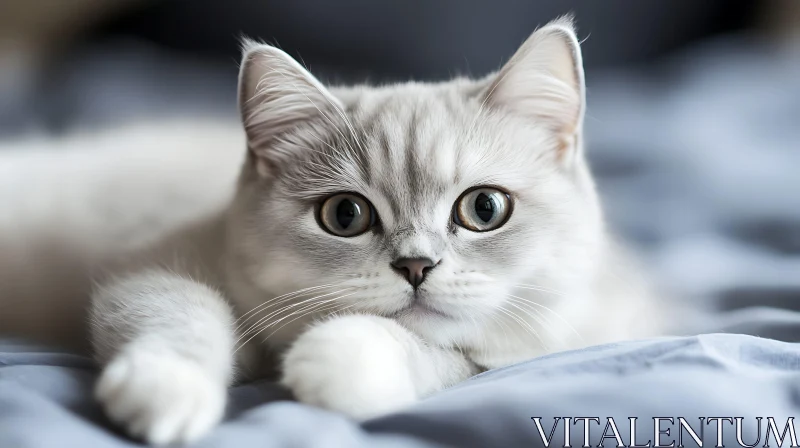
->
[319,193,376,237]
[453,187,512,232]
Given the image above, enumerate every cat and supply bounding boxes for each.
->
[0,16,661,446]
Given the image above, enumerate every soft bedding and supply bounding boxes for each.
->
[1,333,798,448]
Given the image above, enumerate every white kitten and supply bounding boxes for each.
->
[0,17,662,445]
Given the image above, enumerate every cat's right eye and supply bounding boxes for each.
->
[319,193,375,237]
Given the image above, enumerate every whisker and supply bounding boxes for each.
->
[235,300,333,354]
[234,288,355,347]
[473,304,512,351]
[234,287,345,339]
[506,294,584,343]
[234,283,342,328]
[265,300,358,341]
[493,306,549,351]
[454,301,493,352]
[505,298,552,331]
[234,292,358,354]
[264,291,356,331]
[235,289,353,345]
[504,298,564,346]
[511,285,567,297]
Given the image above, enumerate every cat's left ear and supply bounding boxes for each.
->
[483,16,585,158]
[238,39,343,177]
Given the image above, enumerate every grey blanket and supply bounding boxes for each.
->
[2,334,798,448]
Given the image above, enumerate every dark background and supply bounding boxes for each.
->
[92,0,756,80]
[0,0,779,134]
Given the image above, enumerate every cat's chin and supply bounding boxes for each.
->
[389,300,458,341]
[391,305,471,347]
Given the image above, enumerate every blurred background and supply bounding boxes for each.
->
[1,1,798,339]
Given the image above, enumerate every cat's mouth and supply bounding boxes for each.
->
[393,298,452,319]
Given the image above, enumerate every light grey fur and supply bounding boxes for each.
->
[0,17,663,445]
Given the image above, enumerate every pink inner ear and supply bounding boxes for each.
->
[238,44,343,175]
[484,21,585,144]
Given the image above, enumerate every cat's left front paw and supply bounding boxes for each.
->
[281,315,417,419]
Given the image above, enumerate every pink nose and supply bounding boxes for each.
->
[391,258,437,288]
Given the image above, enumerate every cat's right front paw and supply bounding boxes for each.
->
[96,350,226,446]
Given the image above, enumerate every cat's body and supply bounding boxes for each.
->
[0,121,245,351]
[0,18,662,445]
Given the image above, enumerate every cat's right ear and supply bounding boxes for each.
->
[481,16,585,162]
[238,40,342,177]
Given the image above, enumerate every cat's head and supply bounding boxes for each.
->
[227,17,604,349]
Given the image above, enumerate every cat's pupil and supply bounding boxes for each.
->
[336,199,358,228]
[474,193,495,223]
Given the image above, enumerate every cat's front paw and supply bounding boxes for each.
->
[96,350,226,446]
[281,315,417,419]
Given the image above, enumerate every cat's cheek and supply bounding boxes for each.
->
[280,315,417,419]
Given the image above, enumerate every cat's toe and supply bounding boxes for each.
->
[96,350,226,445]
